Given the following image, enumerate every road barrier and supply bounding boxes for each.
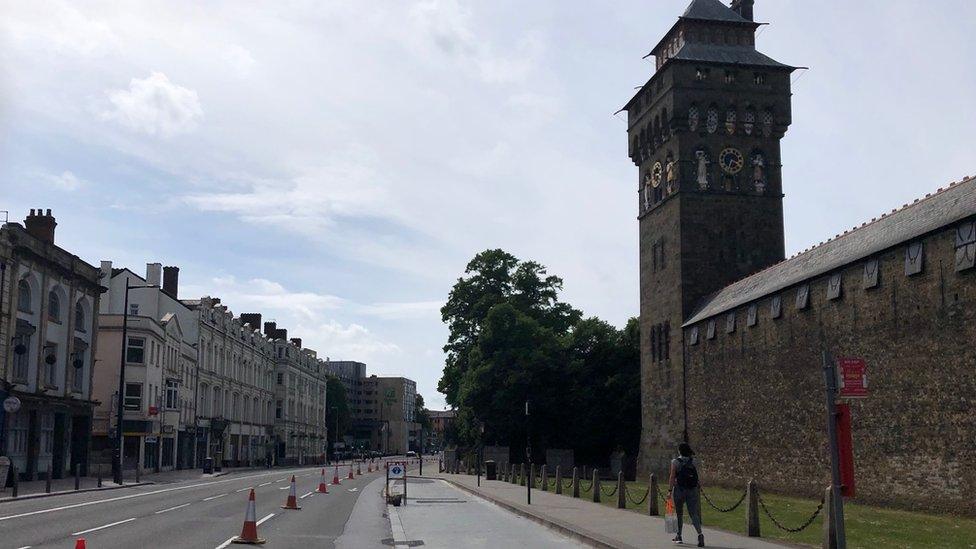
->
[232,488,266,544]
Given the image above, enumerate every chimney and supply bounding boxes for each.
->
[99,260,113,314]
[24,209,57,244]
[162,266,179,298]
[263,321,277,337]
[290,337,302,348]
[146,263,162,286]
[240,313,262,332]
[274,328,288,341]
[730,0,754,21]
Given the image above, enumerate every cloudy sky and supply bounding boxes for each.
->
[2,1,974,410]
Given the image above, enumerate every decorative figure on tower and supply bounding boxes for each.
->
[695,150,710,190]
[665,155,677,194]
[752,154,766,193]
[643,172,652,211]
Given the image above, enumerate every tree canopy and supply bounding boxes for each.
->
[438,249,640,464]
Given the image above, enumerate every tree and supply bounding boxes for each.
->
[414,393,431,430]
[325,375,350,453]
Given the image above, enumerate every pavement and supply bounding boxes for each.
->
[432,471,792,549]
[0,461,390,548]
[389,475,587,548]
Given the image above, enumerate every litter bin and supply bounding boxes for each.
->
[203,457,214,474]
[485,460,497,480]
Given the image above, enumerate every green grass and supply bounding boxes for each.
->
[520,475,976,548]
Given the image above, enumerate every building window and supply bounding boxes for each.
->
[277,373,283,385]
[6,413,28,456]
[47,290,61,323]
[17,280,31,313]
[126,337,145,364]
[124,383,142,410]
[12,329,31,382]
[165,379,179,409]
[754,73,766,85]
[275,400,283,419]
[43,342,58,387]
[905,241,924,275]
[724,70,736,84]
[71,350,85,392]
[955,221,976,271]
[40,413,55,456]
[74,303,86,331]
[129,303,139,316]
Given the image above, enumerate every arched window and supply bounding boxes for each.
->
[17,280,31,313]
[688,104,700,131]
[74,301,86,332]
[706,106,719,134]
[48,290,61,322]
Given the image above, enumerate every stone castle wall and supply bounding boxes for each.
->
[682,217,976,515]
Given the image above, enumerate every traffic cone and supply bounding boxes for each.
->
[332,464,341,485]
[347,466,354,480]
[232,489,266,544]
[75,539,86,549]
[317,469,329,493]
[281,475,301,510]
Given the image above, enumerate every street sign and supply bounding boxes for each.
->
[389,462,406,479]
[838,358,868,398]
[3,396,21,414]
[148,406,159,416]
[146,436,158,443]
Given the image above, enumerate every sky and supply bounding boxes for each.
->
[1,1,974,411]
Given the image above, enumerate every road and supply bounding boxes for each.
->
[0,462,388,549]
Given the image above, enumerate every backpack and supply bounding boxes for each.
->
[675,458,699,489]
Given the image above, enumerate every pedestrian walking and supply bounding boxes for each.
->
[668,443,704,547]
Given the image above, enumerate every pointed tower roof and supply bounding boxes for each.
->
[681,0,750,24]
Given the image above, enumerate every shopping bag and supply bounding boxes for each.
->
[665,497,678,534]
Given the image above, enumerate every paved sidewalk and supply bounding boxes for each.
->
[432,472,791,549]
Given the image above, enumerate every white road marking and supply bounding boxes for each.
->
[279,486,289,490]
[256,513,274,526]
[347,488,359,492]
[274,478,287,483]
[203,493,228,501]
[154,503,191,514]
[71,517,137,536]
[215,536,236,549]
[16,546,32,549]
[0,468,320,523]
[299,491,313,499]
[235,486,253,493]
[258,481,272,487]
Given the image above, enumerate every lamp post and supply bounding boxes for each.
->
[113,279,158,485]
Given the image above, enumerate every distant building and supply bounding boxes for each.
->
[358,376,416,455]
[1,210,103,481]
[428,410,456,451]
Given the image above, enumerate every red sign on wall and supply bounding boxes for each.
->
[148,406,159,416]
[836,403,856,498]
[838,358,868,398]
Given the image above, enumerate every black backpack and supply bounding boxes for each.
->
[675,458,699,488]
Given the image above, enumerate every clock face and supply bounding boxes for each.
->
[650,162,663,187]
[719,148,744,174]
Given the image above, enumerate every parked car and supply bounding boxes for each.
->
[406,451,417,458]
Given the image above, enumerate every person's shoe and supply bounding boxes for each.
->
[672,535,682,544]
[697,534,705,547]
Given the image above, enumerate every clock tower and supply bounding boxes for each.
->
[623,0,796,473]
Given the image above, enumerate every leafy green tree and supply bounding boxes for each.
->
[325,375,351,450]
[414,393,431,430]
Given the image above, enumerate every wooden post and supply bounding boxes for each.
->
[823,485,837,549]
[555,465,563,495]
[747,478,761,537]
[617,471,626,509]
[540,464,548,492]
[648,473,659,516]
[572,467,580,498]
[592,469,601,503]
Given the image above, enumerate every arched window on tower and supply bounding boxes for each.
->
[17,279,31,313]
[688,104,700,131]
[762,109,774,137]
[743,108,756,135]
[48,289,61,323]
[706,105,719,134]
[725,108,737,135]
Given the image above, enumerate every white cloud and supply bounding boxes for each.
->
[221,44,256,76]
[100,72,203,137]
[41,170,84,191]
[357,301,443,320]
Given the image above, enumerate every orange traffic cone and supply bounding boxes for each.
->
[281,475,301,510]
[317,469,329,493]
[232,489,266,544]
[347,465,355,480]
[332,464,341,485]
[75,539,86,549]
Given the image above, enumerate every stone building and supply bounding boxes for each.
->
[0,210,102,480]
[624,0,975,513]
[357,376,417,455]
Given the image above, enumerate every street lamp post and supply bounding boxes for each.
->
[113,279,158,485]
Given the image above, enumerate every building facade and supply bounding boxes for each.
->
[1,210,102,480]
[357,376,417,455]
[626,0,976,514]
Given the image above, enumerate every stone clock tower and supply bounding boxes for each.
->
[622,0,797,473]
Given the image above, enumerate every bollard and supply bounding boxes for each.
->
[97,463,102,488]
[11,463,18,498]
[823,485,837,549]
[648,473,659,516]
[439,459,443,473]
[572,467,580,498]
[510,464,517,484]
[135,465,141,483]
[540,465,548,492]
[555,465,563,495]
[75,464,80,491]
[747,479,761,537]
[520,463,526,486]
[617,471,626,509]
[592,469,600,503]
[45,467,52,493]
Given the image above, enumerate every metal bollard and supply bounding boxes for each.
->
[11,463,18,498]
[75,464,80,490]
[555,465,563,495]
[45,467,52,493]
[97,463,103,488]
[617,471,626,509]
[572,466,580,498]
[649,473,659,516]
[747,479,761,537]
[592,469,600,503]
[540,464,548,492]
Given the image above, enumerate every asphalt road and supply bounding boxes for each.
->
[0,462,390,549]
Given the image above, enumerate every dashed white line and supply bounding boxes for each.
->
[299,491,313,499]
[155,503,191,514]
[258,481,272,487]
[278,486,289,490]
[274,478,287,483]
[71,517,137,536]
[235,486,253,493]
[215,536,236,549]
[256,512,274,525]
[203,493,228,501]
[16,546,32,549]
